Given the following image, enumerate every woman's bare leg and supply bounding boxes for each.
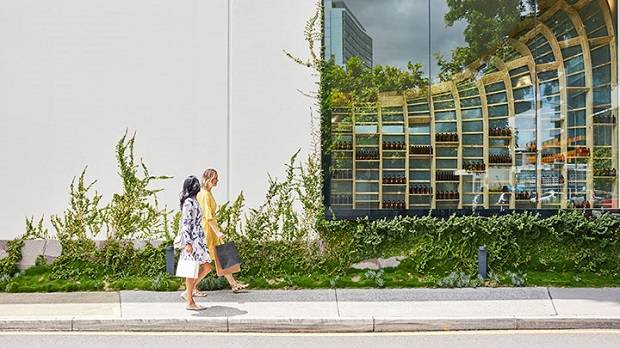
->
[223,274,248,289]
[185,278,197,306]
[195,263,212,285]
[224,274,237,287]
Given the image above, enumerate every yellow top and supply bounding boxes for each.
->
[196,189,217,228]
[197,189,229,273]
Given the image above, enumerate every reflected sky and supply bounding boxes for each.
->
[343,0,467,76]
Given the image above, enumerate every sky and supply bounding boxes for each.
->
[341,0,468,78]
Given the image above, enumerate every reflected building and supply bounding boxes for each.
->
[323,0,373,67]
[328,0,618,211]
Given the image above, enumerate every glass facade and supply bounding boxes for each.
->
[326,0,618,212]
[324,0,373,67]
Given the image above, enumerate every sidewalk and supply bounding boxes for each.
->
[0,288,618,332]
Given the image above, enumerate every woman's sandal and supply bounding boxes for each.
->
[180,290,208,301]
[232,283,249,293]
[185,304,206,311]
[193,291,209,297]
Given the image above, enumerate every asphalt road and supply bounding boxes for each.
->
[1,330,619,348]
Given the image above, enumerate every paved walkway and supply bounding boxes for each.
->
[0,288,618,332]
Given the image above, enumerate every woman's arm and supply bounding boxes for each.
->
[208,219,226,240]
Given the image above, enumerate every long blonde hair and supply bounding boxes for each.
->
[201,168,218,190]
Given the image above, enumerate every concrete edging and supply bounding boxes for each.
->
[1,317,619,332]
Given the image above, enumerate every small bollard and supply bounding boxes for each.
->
[165,245,175,275]
[478,246,487,279]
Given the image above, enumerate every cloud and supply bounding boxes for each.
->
[340,0,468,77]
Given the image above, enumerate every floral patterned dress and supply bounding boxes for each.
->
[179,197,212,264]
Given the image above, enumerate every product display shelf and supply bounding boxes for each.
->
[406,93,433,209]
[379,101,407,209]
[330,108,354,208]
[352,105,380,210]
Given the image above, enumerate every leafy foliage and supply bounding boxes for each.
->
[325,57,428,104]
[434,47,477,82]
[0,239,24,278]
[436,0,537,80]
[24,216,49,240]
[51,167,103,242]
[106,131,172,240]
[444,0,536,58]
[318,211,620,277]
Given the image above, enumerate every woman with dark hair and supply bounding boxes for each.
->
[179,176,212,310]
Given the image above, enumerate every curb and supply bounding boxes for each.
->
[1,317,619,332]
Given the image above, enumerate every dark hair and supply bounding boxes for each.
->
[180,176,201,209]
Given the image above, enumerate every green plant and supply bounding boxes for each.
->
[24,216,49,240]
[506,271,527,287]
[487,271,501,287]
[217,191,245,238]
[150,273,175,291]
[0,238,24,278]
[329,274,341,288]
[197,275,229,291]
[51,167,103,242]
[437,272,481,288]
[105,131,171,240]
[364,269,386,288]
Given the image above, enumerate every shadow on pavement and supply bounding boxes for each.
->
[190,305,248,317]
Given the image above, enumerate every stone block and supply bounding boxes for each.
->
[17,240,46,270]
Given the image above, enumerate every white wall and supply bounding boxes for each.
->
[0,0,316,239]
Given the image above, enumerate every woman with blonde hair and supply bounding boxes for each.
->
[197,168,248,293]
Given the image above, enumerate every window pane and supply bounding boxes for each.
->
[594,86,611,106]
[567,72,585,87]
[485,82,505,93]
[568,91,586,109]
[489,104,508,117]
[568,110,586,127]
[513,87,533,100]
[463,147,483,157]
[462,120,483,132]
[435,110,456,121]
[487,92,507,104]
[564,55,584,74]
[594,126,612,145]
[460,97,481,107]
[591,45,611,66]
[593,65,611,85]
[462,108,482,119]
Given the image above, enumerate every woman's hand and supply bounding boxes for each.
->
[185,243,193,254]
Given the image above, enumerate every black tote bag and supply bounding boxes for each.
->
[215,241,241,273]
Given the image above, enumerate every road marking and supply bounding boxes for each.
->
[1,330,619,337]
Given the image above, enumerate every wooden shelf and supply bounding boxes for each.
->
[331,59,619,210]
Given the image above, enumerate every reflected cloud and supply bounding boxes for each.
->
[342,0,467,75]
